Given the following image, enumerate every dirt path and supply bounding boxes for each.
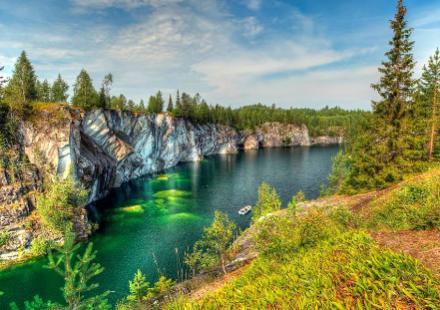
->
[371,230,440,277]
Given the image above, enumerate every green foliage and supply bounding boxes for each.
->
[173,230,440,309]
[0,231,11,248]
[147,91,164,113]
[146,276,175,300]
[72,69,98,109]
[36,79,51,103]
[127,269,150,303]
[185,211,237,275]
[367,173,440,230]
[9,295,56,310]
[4,51,36,114]
[51,74,69,102]
[252,182,281,223]
[36,177,88,235]
[30,236,55,257]
[46,230,110,309]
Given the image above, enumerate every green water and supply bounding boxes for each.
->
[0,146,339,307]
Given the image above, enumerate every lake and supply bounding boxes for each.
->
[0,146,339,307]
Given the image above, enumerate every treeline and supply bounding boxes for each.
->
[0,52,365,146]
[327,0,440,193]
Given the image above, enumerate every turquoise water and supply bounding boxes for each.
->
[0,146,339,307]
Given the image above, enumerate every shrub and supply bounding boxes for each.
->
[36,177,88,235]
[0,231,11,248]
[30,236,54,256]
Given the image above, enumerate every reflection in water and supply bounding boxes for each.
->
[0,146,339,307]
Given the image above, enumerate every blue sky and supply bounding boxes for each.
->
[1,0,439,109]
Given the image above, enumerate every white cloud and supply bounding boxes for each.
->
[71,0,183,9]
[244,0,261,11]
[241,16,264,37]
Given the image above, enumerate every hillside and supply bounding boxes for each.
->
[163,168,440,309]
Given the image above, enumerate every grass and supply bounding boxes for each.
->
[364,171,440,231]
[166,230,440,309]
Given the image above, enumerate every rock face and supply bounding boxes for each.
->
[22,109,240,202]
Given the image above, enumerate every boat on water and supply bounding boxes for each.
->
[238,205,252,215]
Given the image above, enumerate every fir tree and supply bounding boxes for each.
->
[370,0,415,171]
[167,94,174,112]
[252,182,281,223]
[46,230,111,309]
[5,51,37,113]
[127,269,149,303]
[51,74,69,102]
[185,211,236,275]
[37,79,51,102]
[98,87,106,109]
[72,69,98,109]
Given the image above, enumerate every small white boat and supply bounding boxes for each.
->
[238,205,252,215]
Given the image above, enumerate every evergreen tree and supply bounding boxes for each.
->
[167,94,173,112]
[46,230,111,309]
[72,69,98,109]
[5,51,37,113]
[174,90,182,116]
[139,99,146,113]
[419,49,440,159]
[51,74,69,102]
[185,211,236,275]
[370,0,415,174]
[252,182,282,223]
[127,269,149,303]
[127,99,135,111]
[98,87,106,109]
[101,73,113,108]
[147,91,164,113]
[36,79,51,102]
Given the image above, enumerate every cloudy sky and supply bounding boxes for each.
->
[1,0,439,110]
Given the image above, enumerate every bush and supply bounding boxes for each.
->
[0,231,11,248]
[30,236,55,256]
[36,177,88,235]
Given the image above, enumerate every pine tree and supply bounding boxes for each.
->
[37,79,51,102]
[252,182,281,223]
[46,230,110,309]
[419,49,440,159]
[139,99,146,113]
[186,211,236,275]
[102,73,113,108]
[167,94,174,112]
[127,269,149,303]
[98,87,106,109]
[156,91,164,112]
[5,51,37,113]
[370,0,415,171]
[72,69,98,109]
[51,74,69,102]
[174,90,182,116]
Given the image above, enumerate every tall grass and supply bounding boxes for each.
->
[366,174,440,230]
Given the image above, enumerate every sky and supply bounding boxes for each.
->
[1,0,440,110]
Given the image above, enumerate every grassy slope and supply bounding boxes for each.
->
[165,168,440,309]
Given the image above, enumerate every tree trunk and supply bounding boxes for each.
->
[429,80,438,160]
[220,254,226,275]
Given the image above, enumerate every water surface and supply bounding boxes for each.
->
[0,146,339,307]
